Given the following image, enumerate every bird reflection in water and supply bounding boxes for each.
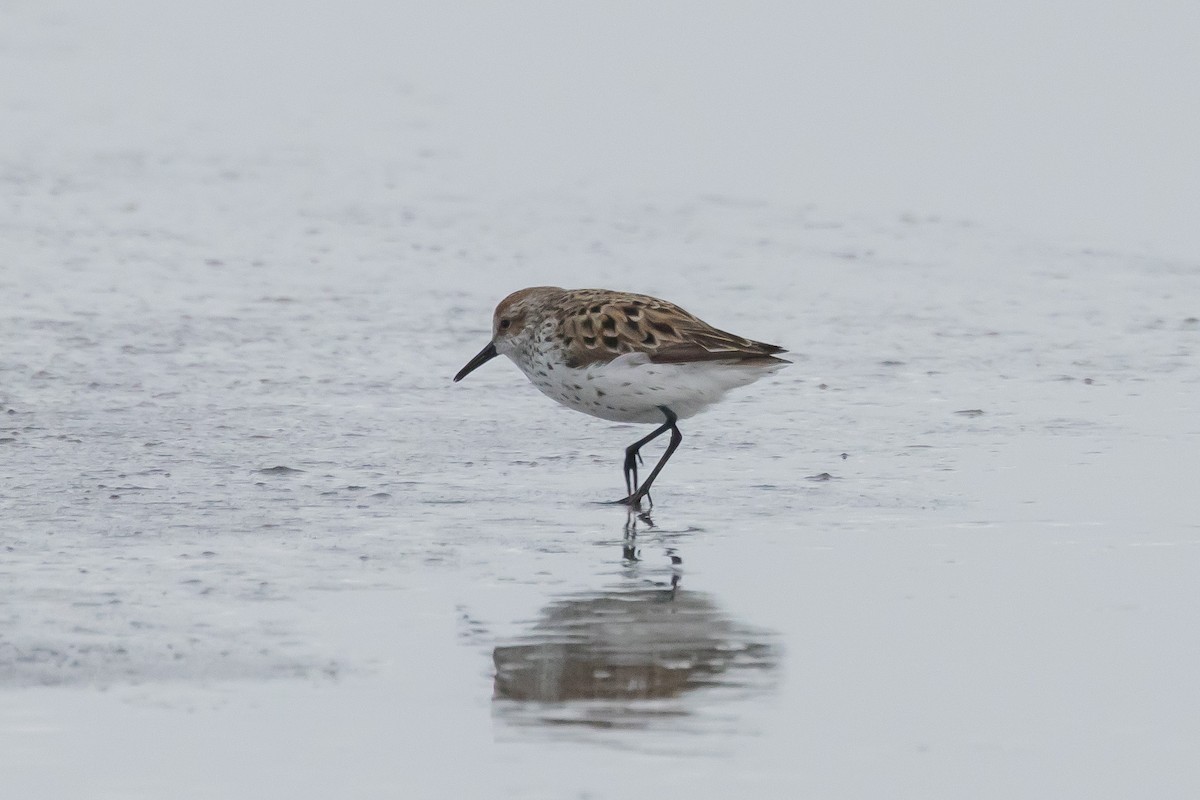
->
[493,515,779,736]
[621,509,658,564]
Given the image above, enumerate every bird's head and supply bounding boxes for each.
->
[453,286,564,381]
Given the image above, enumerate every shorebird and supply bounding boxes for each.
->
[453,287,788,506]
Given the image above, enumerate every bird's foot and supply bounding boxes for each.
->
[612,489,652,508]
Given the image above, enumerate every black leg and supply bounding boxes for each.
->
[621,414,672,498]
[629,419,681,505]
[619,406,681,506]
[623,447,644,497]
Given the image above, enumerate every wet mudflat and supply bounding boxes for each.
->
[3,3,1200,798]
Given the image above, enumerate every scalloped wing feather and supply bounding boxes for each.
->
[555,290,788,368]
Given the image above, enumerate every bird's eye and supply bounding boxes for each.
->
[498,319,511,330]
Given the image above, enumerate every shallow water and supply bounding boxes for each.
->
[4,3,1200,798]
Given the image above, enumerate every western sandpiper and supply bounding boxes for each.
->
[453,287,788,506]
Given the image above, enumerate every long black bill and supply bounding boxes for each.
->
[453,342,499,382]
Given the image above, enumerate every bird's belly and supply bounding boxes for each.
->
[518,358,780,424]
[535,375,671,423]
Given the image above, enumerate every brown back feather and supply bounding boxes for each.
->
[555,290,788,368]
